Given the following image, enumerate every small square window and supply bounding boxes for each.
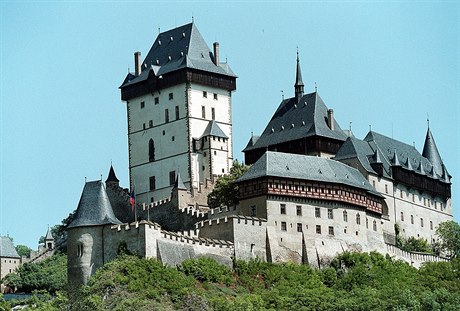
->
[154,97,159,105]
[150,197,154,203]
[297,223,302,232]
[280,204,286,215]
[140,101,145,109]
[213,93,218,100]
[149,120,153,127]
[328,226,334,236]
[203,91,207,98]
[316,225,321,234]
[281,222,287,231]
[169,93,173,100]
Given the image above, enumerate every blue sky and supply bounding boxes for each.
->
[1,1,459,248]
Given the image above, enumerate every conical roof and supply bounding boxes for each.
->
[294,51,304,88]
[173,173,187,190]
[67,180,122,229]
[422,128,444,178]
[106,165,119,183]
[45,227,54,241]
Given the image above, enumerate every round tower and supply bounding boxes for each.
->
[67,180,122,287]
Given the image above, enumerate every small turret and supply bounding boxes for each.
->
[44,227,55,250]
[422,127,444,179]
[294,50,304,103]
[106,165,120,188]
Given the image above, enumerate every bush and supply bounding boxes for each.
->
[177,257,233,285]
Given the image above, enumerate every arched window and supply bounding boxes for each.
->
[356,213,361,225]
[148,139,155,162]
[343,210,348,222]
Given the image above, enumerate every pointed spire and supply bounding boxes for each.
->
[106,165,120,183]
[392,149,401,166]
[422,127,444,178]
[406,157,414,171]
[173,173,187,190]
[294,49,304,102]
[418,159,426,175]
[45,226,54,241]
[373,149,382,164]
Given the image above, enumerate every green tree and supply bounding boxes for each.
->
[207,160,250,209]
[436,220,460,258]
[15,244,32,257]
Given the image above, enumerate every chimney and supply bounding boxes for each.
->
[213,42,219,66]
[327,109,334,130]
[134,51,141,76]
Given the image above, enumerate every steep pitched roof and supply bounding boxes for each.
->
[364,131,439,178]
[422,127,444,179]
[0,236,20,259]
[201,120,228,139]
[243,92,347,152]
[121,23,235,88]
[106,165,119,183]
[238,151,381,197]
[45,228,54,241]
[67,180,122,229]
[173,173,187,190]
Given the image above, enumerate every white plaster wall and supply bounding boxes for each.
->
[0,256,20,281]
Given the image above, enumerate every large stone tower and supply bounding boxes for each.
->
[120,23,237,205]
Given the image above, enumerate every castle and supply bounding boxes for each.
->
[67,22,452,286]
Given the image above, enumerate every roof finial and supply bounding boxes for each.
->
[281,90,284,100]
[294,49,304,102]
[349,121,352,133]
[427,113,430,128]
[192,15,194,23]
[315,82,317,92]
[369,124,372,132]
[158,27,160,35]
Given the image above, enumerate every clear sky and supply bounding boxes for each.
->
[1,1,459,248]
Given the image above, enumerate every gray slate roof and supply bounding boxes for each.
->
[67,180,122,229]
[0,236,20,259]
[422,128,444,179]
[173,173,187,190]
[243,92,348,152]
[201,120,228,139]
[238,151,381,197]
[45,228,54,241]
[121,23,235,88]
[335,130,449,182]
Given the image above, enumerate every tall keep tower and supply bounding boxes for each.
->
[120,23,237,204]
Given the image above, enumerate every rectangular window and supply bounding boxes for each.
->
[315,207,321,218]
[213,93,218,100]
[175,106,179,120]
[169,171,176,186]
[140,101,145,109]
[202,106,206,119]
[281,222,287,231]
[343,210,348,222]
[149,120,153,128]
[203,91,207,98]
[165,109,169,123]
[149,176,156,190]
[296,205,302,216]
[169,92,173,100]
[297,223,302,232]
[400,212,404,221]
[430,221,433,230]
[316,225,321,234]
[280,204,286,215]
[411,215,414,224]
[385,184,388,194]
[251,205,256,216]
[328,226,334,236]
[328,208,333,219]
[211,107,215,120]
[420,218,424,227]
[154,97,159,105]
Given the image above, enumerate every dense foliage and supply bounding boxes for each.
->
[436,220,460,258]
[15,245,32,258]
[2,253,67,294]
[207,160,250,209]
[61,252,460,310]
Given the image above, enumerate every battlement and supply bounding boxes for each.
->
[110,220,162,232]
[196,214,267,229]
[161,230,233,248]
[142,197,172,210]
[180,205,207,218]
